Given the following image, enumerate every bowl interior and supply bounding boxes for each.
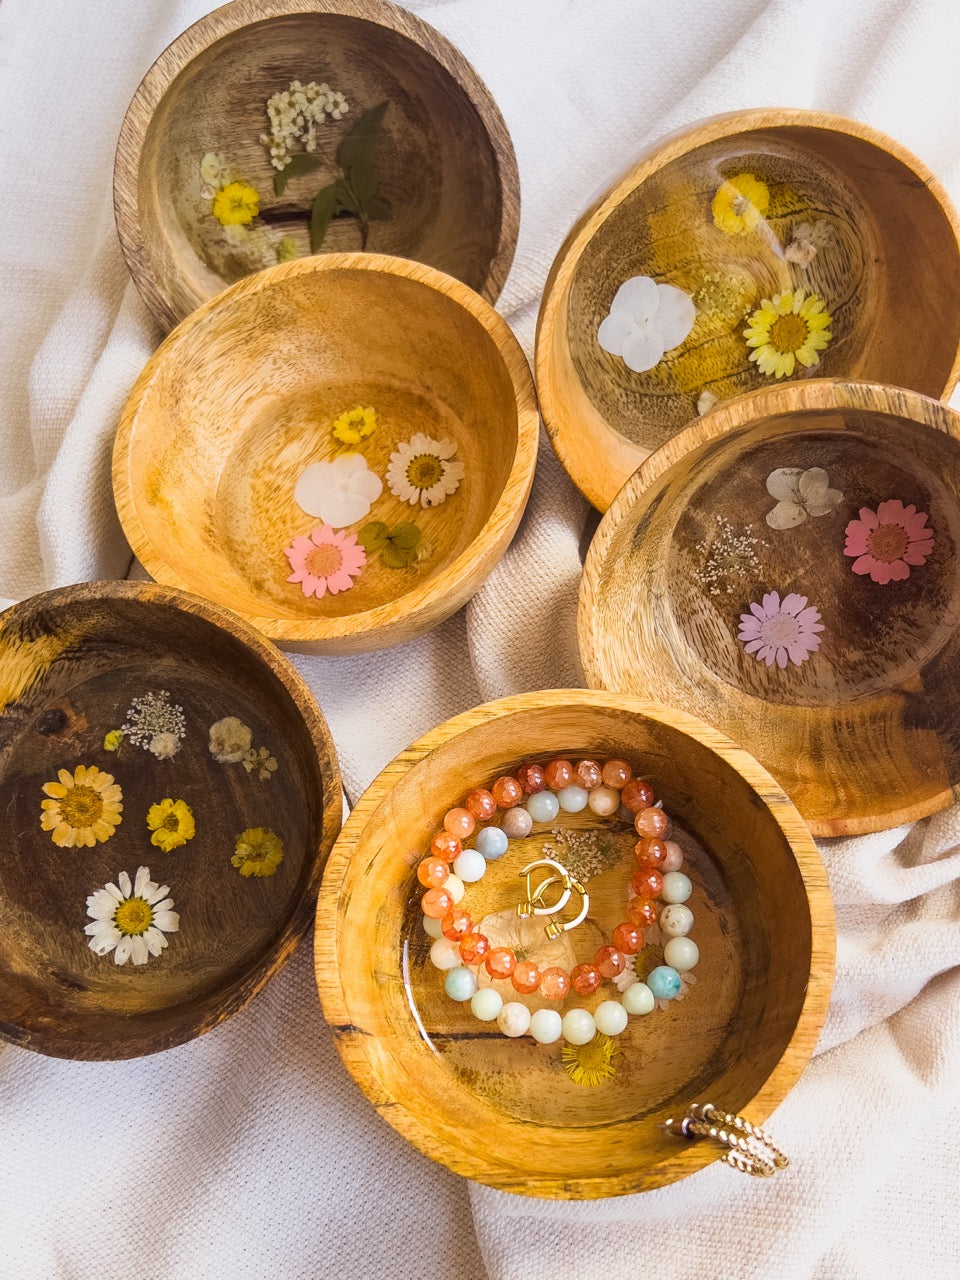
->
[318,695,830,1196]
[581,388,960,834]
[0,586,333,1058]
[118,262,522,636]
[131,7,511,324]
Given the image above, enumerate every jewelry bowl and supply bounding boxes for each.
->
[0,581,341,1059]
[113,253,538,653]
[536,108,960,511]
[114,0,519,330]
[315,689,833,1198]
[580,380,960,837]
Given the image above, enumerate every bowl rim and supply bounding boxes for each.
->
[579,377,960,838]
[0,577,343,1059]
[314,687,835,1198]
[535,106,960,513]
[112,252,540,649]
[113,0,521,329]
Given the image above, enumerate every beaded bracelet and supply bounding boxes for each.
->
[417,756,698,1048]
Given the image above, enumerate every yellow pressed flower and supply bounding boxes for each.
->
[212,181,261,227]
[231,827,284,878]
[559,1032,619,1086]
[103,729,123,752]
[332,405,378,445]
[146,798,196,852]
[40,764,123,848]
[744,289,833,379]
[711,172,770,235]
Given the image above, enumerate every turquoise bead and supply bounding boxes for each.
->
[475,826,508,859]
[526,790,560,823]
[647,965,682,1000]
[444,966,478,1002]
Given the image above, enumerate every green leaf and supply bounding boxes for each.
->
[382,541,416,569]
[358,521,389,552]
[309,183,340,252]
[365,195,391,220]
[390,523,421,551]
[273,153,322,196]
[337,101,389,170]
[348,154,378,205]
[333,179,359,214]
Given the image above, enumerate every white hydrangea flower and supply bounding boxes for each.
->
[598,275,697,373]
[765,466,843,530]
[294,453,383,527]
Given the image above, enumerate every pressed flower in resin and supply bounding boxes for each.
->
[711,172,770,235]
[122,690,186,760]
[784,219,832,266]
[243,746,279,780]
[40,764,123,849]
[232,827,285,878]
[285,525,366,598]
[744,289,833,379]
[294,453,383,526]
[765,466,843,530]
[85,866,179,965]
[331,405,378,445]
[212,181,261,227]
[843,500,934,584]
[597,275,696,374]
[738,591,824,669]
[209,716,253,764]
[358,520,422,568]
[147,799,196,853]
[560,1032,619,1087]
[386,434,464,508]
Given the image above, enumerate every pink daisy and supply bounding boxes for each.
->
[843,499,934,584]
[738,590,824,669]
[284,525,366,598]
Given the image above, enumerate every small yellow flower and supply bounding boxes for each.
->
[40,764,123,848]
[744,289,833,379]
[231,827,284,878]
[212,181,260,227]
[146,798,196,852]
[711,172,770,235]
[559,1032,619,1086]
[103,729,123,752]
[332,405,378,445]
[276,235,299,263]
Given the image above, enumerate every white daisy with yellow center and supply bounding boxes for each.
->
[386,433,464,508]
[84,866,180,966]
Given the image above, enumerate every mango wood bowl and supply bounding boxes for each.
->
[315,689,833,1198]
[114,0,519,330]
[113,254,538,653]
[579,380,960,837]
[0,581,341,1059]
[536,108,960,511]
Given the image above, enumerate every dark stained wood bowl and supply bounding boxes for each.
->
[580,380,960,837]
[114,0,519,330]
[0,581,341,1059]
[315,689,833,1198]
[537,109,960,511]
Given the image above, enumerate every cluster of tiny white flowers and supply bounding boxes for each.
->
[260,80,350,171]
[696,514,767,598]
[122,691,187,760]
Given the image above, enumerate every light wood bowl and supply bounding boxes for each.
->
[580,380,960,837]
[113,254,538,653]
[537,109,960,511]
[315,689,833,1198]
[114,0,519,330]
[0,581,341,1059]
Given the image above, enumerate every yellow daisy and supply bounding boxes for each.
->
[146,798,196,852]
[231,827,284,878]
[559,1032,619,1087]
[212,181,260,227]
[332,405,378,445]
[744,289,833,379]
[711,172,770,235]
[40,764,123,848]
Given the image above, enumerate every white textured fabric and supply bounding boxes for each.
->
[2,1,960,1277]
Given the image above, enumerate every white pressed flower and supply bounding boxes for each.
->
[386,434,465,508]
[209,716,253,763]
[697,389,719,415]
[122,691,186,758]
[765,466,843,530]
[294,453,384,526]
[149,731,180,760]
[598,275,697,373]
[200,151,232,186]
[84,866,179,966]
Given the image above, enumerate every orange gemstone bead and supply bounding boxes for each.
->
[612,921,644,954]
[635,837,668,869]
[517,762,546,794]
[544,757,574,789]
[431,831,462,862]
[422,887,453,918]
[630,867,664,899]
[441,908,473,940]
[491,776,523,807]
[635,807,670,838]
[444,807,476,839]
[539,966,571,999]
[485,947,517,978]
[417,857,449,889]
[464,788,497,821]
[459,931,490,964]
[512,960,541,994]
[571,963,602,995]
[595,945,626,977]
[602,758,633,789]
[575,759,603,789]
[627,896,660,927]
[622,778,655,811]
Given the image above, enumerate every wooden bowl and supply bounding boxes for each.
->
[315,689,833,1198]
[536,109,960,511]
[580,380,960,837]
[114,0,519,330]
[113,253,538,653]
[0,580,341,1059]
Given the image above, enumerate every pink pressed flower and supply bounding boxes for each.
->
[843,499,934,584]
[284,525,365,598]
[738,590,824,669]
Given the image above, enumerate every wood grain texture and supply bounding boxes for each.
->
[314,689,834,1198]
[114,0,520,330]
[536,109,960,511]
[580,380,960,838]
[0,580,341,1059]
[112,253,539,652]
